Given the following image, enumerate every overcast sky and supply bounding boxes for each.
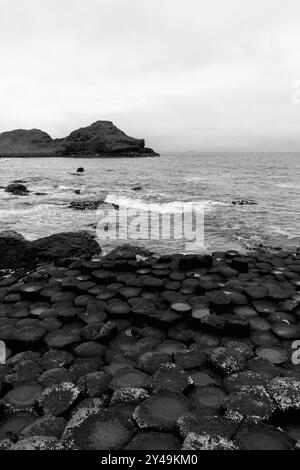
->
[1,0,300,151]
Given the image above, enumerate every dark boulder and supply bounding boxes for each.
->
[231,200,257,206]
[69,200,104,211]
[69,200,119,211]
[0,230,25,241]
[178,255,213,271]
[31,231,101,261]
[5,183,29,196]
[77,167,84,173]
[0,236,37,269]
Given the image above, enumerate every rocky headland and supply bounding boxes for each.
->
[0,121,159,158]
[0,232,300,450]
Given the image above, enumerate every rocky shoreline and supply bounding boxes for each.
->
[0,235,300,450]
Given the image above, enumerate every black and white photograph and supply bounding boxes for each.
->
[0,0,300,455]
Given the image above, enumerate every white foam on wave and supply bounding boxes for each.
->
[276,183,299,189]
[105,194,225,214]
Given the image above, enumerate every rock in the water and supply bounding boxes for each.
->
[77,167,84,173]
[69,200,107,211]
[5,183,29,196]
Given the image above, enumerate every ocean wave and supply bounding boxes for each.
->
[105,194,225,214]
[276,183,299,189]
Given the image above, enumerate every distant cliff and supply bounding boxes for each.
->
[0,121,159,158]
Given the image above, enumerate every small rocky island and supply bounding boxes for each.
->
[0,121,159,158]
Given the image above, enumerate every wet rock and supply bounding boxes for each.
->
[235,424,293,450]
[32,231,101,261]
[103,360,135,376]
[253,300,278,315]
[221,385,276,424]
[95,321,118,342]
[110,368,149,390]
[271,322,300,340]
[174,344,207,370]
[189,385,226,411]
[7,351,40,367]
[233,305,257,318]
[231,258,249,273]
[207,347,246,374]
[231,200,257,206]
[3,383,43,410]
[62,408,135,450]
[20,415,66,438]
[38,368,74,388]
[39,351,74,370]
[170,302,192,315]
[38,382,82,416]
[223,371,268,394]
[249,317,271,331]
[192,330,220,348]
[150,363,193,393]
[190,370,219,387]
[137,351,172,374]
[156,340,187,356]
[177,414,237,441]
[206,290,232,311]
[245,286,268,300]
[107,301,131,317]
[0,236,38,270]
[182,432,237,450]
[45,330,81,349]
[13,326,46,343]
[11,436,63,450]
[266,377,300,412]
[69,200,106,211]
[133,390,190,431]
[74,341,106,358]
[4,360,42,386]
[178,255,213,271]
[126,431,180,450]
[256,346,288,365]
[246,357,282,379]
[0,412,36,441]
[110,387,149,406]
[78,371,112,397]
[5,183,29,196]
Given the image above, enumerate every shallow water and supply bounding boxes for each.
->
[0,152,299,255]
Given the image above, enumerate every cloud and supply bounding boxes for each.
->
[1,0,300,150]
